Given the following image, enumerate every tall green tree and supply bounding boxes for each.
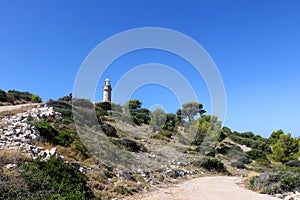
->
[192,115,220,146]
[124,99,142,110]
[269,129,284,145]
[272,133,299,163]
[124,100,150,125]
[180,102,206,122]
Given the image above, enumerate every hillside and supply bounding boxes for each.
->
[0,89,42,106]
[0,95,300,200]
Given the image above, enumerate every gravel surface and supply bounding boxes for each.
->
[128,176,280,200]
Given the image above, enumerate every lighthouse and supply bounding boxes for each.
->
[102,78,112,102]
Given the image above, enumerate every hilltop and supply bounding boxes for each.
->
[0,92,300,200]
[0,89,42,106]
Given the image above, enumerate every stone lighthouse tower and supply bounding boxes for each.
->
[102,78,112,102]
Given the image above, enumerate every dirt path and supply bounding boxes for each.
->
[128,176,279,200]
[0,103,41,119]
[0,103,38,113]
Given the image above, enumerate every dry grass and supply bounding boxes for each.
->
[0,149,31,167]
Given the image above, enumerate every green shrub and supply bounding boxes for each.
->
[250,140,272,154]
[31,94,42,103]
[250,169,300,194]
[0,89,7,102]
[34,121,74,146]
[192,158,227,173]
[246,149,267,161]
[238,156,251,164]
[231,161,246,169]
[47,100,73,119]
[0,157,95,199]
[216,143,231,154]
[21,157,95,199]
[100,123,118,138]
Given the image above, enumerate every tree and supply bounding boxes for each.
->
[58,93,72,102]
[175,109,183,126]
[0,89,7,102]
[192,115,220,146]
[272,133,299,163]
[180,102,206,122]
[31,94,42,103]
[124,100,150,125]
[269,129,284,145]
[125,99,142,110]
[150,108,166,131]
[163,113,176,130]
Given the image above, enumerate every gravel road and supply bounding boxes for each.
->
[129,176,280,200]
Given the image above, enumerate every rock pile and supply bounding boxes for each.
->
[0,105,61,159]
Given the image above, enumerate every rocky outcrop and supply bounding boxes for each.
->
[0,105,61,160]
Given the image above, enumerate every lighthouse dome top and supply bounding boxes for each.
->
[104,78,111,86]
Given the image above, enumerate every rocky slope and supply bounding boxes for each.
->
[1,102,299,199]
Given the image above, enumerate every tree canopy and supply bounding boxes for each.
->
[180,102,206,122]
[272,132,299,163]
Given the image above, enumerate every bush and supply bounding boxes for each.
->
[0,89,7,102]
[47,100,73,119]
[231,161,246,169]
[192,158,227,173]
[101,123,118,138]
[238,156,251,164]
[285,159,300,167]
[34,121,74,146]
[250,140,272,154]
[246,149,267,161]
[21,157,95,199]
[31,94,42,103]
[216,143,231,154]
[250,169,300,194]
[0,157,95,199]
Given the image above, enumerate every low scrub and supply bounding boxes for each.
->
[250,168,300,194]
[47,100,73,119]
[0,157,95,199]
[34,121,75,146]
[192,157,227,173]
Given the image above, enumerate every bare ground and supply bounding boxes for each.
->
[126,176,280,200]
[0,103,42,119]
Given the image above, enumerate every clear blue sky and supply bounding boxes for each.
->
[1,0,300,137]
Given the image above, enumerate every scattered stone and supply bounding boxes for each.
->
[5,163,17,170]
[0,105,61,159]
